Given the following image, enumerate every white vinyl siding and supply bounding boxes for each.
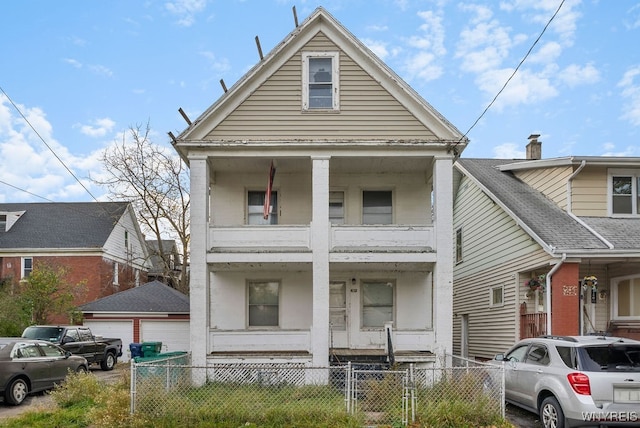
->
[514,166,572,209]
[205,33,436,141]
[570,166,608,216]
[452,173,549,358]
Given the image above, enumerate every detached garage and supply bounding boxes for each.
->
[79,280,190,362]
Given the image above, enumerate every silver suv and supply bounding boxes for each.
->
[495,335,640,428]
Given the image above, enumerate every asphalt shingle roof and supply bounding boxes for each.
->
[580,217,640,249]
[456,158,610,252]
[0,202,129,249]
[78,280,189,313]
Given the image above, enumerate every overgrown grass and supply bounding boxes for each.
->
[0,365,513,427]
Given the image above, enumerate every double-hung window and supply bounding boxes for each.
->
[612,275,640,319]
[248,191,278,225]
[329,191,345,224]
[609,169,640,216]
[248,281,279,327]
[362,191,392,224]
[302,52,339,111]
[22,257,33,278]
[362,281,394,328]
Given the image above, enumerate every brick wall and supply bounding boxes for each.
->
[550,262,580,335]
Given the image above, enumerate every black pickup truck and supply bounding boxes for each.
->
[22,325,123,371]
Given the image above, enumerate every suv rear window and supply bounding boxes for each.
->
[556,346,578,369]
[579,344,640,372]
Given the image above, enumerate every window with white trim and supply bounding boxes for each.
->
[22,257,33,278]
[113,262,119,285]
[490,285,504,307]
[302,52,339,111]
[612,275,640,319]
[362,190,392,225]
[247,191,278,225]
[329,191,345,224]
[455,228,463,264]
[248,281,280,327]
[362,281,394,328]
[609,169,640,216]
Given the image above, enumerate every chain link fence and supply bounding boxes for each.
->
[131,353,504,426]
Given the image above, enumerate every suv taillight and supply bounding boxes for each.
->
[567,372,591,395]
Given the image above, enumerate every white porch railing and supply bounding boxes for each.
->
[209,225,435,253]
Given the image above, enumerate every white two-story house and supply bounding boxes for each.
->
[171,7,467,368]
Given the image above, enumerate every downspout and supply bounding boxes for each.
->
[566,160,614,249]
[546,253,566,335]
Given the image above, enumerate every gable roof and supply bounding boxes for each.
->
[174,6,466,152]
[0,202,130,249]
[455,158,614,255]
[78,280,189,313]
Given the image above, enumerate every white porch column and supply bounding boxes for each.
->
[432,156,454,356]
[189,156,210,373]
[311,156,330,367]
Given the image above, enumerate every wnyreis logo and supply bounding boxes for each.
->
[582,411,638,422]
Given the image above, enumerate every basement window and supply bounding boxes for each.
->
[302,52,339,111]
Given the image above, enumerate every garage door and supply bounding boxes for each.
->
[83,320,134,362]
[140,320,190,353]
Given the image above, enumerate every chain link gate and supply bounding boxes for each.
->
[345,363,414,426]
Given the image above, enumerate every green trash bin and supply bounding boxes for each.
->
[141,341,162,357]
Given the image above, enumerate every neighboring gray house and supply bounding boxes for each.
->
[80,280,190,361]
[171,7,468,370]
[452,136,640,360]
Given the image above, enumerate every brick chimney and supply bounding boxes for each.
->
[526,134,542,160]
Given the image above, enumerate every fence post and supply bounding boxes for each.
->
[130,361,137,414]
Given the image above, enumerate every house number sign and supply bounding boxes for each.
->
[562,285,578,296]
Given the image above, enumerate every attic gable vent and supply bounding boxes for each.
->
[0,214,6,232]
[0,210,25,232]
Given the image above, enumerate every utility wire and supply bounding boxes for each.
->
[0,85,101,202]
[455,0,566,147]
[0,180,57,203]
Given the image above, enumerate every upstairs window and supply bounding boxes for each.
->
[362,191,392,224]
[329,191,345,224]
[248,191,278,225]
[302,52,339,111]
[609,169,639,216]
[0,214,6,232]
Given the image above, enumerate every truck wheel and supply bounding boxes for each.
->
[100,352,116,371]
[5,378,29,405]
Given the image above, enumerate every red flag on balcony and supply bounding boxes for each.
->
[264,161,276,219]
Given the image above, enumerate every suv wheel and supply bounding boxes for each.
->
[540,396,565,428]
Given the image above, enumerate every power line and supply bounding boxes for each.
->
[0,86,101,202]
[0,180,57,203]
[455,0,566,147]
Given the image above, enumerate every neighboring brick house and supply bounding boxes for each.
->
[0,202,151,322]
[171,7,467,370]
[452,135,640,360]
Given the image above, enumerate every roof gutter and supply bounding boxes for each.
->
[546,253,566,335]
[566,159,615,249]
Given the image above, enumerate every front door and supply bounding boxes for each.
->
[330,279,393,349]
[329,281,348,348]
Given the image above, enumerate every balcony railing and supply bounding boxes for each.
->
[209,224,435,253]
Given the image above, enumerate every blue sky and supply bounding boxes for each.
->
[1,0,640,203]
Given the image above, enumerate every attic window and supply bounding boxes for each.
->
[302,52,339,111]
[0,214,6,232]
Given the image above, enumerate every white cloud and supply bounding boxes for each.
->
[362,38,390,60]
[492,143,525,158]
[528,41,562,64]
[403,9,446,82]
[74,118,116,138]
[165,0,207,27]
[476,68,558,110]
[618,65,640,126]
[64,58,83,68]
[88,64,114,77]
[558,63,600,87]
